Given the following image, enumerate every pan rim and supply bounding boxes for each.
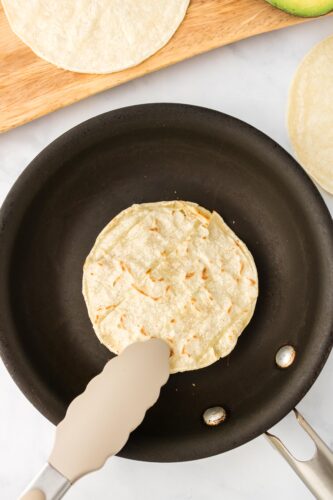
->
[0,103,332,462]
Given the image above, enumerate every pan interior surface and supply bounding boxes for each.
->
[0,104,332,462]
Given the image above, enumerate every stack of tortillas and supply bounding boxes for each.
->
[288,35,333,194]
[83,201,258,373]
[2,0,190,74]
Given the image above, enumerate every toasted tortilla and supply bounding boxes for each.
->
[83,201,258,373]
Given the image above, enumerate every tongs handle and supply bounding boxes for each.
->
[266,409,333,500]
[19,464,70,500]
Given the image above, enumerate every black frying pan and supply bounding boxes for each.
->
[0,104,332,470]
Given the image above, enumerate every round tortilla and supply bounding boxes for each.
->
[288,35,333,194]
[2,0,190,74]
[83,201,258,373]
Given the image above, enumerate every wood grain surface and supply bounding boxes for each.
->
[0,1,320,133]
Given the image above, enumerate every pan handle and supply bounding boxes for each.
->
[266,409,333,500]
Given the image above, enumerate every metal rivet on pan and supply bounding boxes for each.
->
[203,406,227,426]
[275,345,296,368]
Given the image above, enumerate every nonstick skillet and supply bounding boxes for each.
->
[0,104,332,494]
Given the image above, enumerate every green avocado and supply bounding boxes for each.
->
[266,0,333,17]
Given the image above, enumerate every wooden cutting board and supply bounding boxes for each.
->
[0,1,321,133]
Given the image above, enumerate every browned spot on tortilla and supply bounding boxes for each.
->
[113,276,121,286]
[202,236,207,240]
[181,346,190,356]
[95,314,99,321]
[240,262,244,274]
[227,305,233,314]
[249,278,256,286]
[150,275,165,283]
[119,315,126,329]
[192,335,199,339]
[90,272,94,276]
[201,267,208,280]
[118,260,133,276]
[132,284,149,296]
[120,260,133,276]
[140,326,148,336]
[105,304,117,311]
[191,297,196,303]
[166,337,174,343]
[149,227,159,232]
[195,207,210,221]
[127,265,133,275]
[161,250,167,257]
[166,285,172,293]
[170,318,176,324]
[186,271,195,279]
[132,284,160,301]
[146,268,152,274]
[169,348,174,357]
[96,306,103,311]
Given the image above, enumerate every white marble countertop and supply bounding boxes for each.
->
[1,15,333,500]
